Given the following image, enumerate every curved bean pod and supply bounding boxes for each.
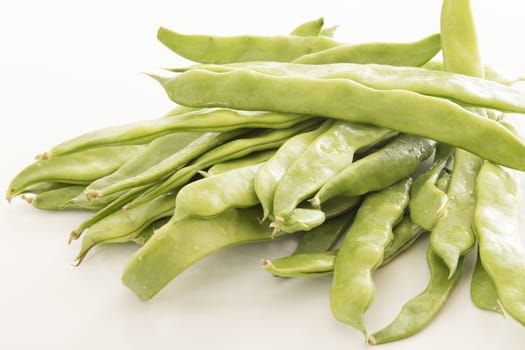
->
[155,69,525,170]
[122,207,289,301]
[312,134,435,206]
[22,185,86,211]
[6,145,145,201]
[293,33,440,66]
[331,179,411,339]
[474,162,525,326]
[157,27,339,64]
[173,163,263,221]
[470,252,504,315]
[368,247,464,345]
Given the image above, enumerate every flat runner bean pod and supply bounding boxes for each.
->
[293,33,441,66]
[272,120,396,230]
[368,247,464,345]
[255,120,334,221]
[122,206,291,301]
[154,69,525,170]
[156,27,340,64]
[331,179,411,339]
[125,119,320,209]
[48,108,309,158]
[22,185,86,211]
[262,215,425,278]
[130,218,170,245]
[207,149,276,176]
[75,192,177,265]
[90,131,245,198]
[173,62,525,113]
[290,17,325,36]
[474,162,525,326]
[430,0,484,276]
[6,145,145,201]
[173,162,263,221]
[311,134,435,207]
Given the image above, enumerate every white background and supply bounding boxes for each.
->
[1,0,525,349]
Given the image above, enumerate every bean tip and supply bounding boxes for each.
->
[20,194,33,204]
[35,152,50,161]
[260,258,270,267]
[367,336,377,345]
[269,217,283,239]
[308,196,321,209]
[68,231,79,245]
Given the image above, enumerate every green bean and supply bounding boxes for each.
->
[174,62,525,113]
[255,120,334,221]
[75,192,176,265]
[6,145,145,201]
[430,0,484,276]
[409,147,453,230]
[173,162,262,221]
[311,134,435,207]
[90,131,245,199]
[125,119,320,209]
[21,185,86,211]
[293,33,440,66]
[331,179,411,339]
[122,206,292,301]
[320,195,361,219]
[20,182,70,195]
[262,215,425,278]
[368,247,464,345]
[276,208,326,235]
[130,218,170,245]
[470,251,504,315]
[207,149,275,176]
[290,17,324,36]
[48,108,309,158]
[294,211,355,255]
[474,162,525,326]
[157,26,340,64]
[272,121,396,230]
[261,251,337,278]
[154,69,525,170]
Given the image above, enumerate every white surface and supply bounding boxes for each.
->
[1,1,525,349]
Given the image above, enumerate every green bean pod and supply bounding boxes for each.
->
[293,33,440,66]
[474,162,525,326]
[49,108,309,158]
[331,179,411,339]
[272,120,396,229]
[173,62,525,113]
[22,185,87,211]
[122,206,291,301]
[173,162,263,221]
[7,145,145,201]
[154,69,525,170]
[254,120,334,221]
[470,251,504,315]
[311,134,435,207]
[130,218,171,245]
[75,192,177,265]
[368,247,464,344]
[157,27,340,63]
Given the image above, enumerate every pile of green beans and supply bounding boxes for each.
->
[7,0,525,345]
